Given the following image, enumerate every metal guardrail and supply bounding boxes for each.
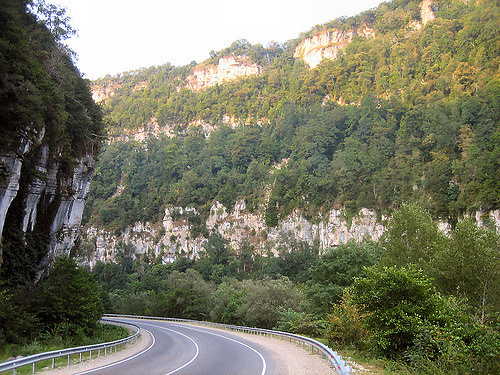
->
[104,314,352,375]
[0,319,140,374]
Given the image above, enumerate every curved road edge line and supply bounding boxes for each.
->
[170,323,267,375]
[137,322,201,375]
[154,326,200,375]
[75,329,156,375]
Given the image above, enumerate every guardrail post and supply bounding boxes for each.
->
[52,357,55,369]
[32,362,35,373]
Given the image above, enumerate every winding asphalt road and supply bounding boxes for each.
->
[78,317,279,375]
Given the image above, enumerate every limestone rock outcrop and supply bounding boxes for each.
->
[0,137,97,270]
[294,0,436,68]
[294,26,375,68]
[421,0,436,25]
[83,201,386,266]
[185,56,262,92]
[84,199,500,267]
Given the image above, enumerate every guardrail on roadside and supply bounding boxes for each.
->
[104,314,352,375]
[0,319,140,374]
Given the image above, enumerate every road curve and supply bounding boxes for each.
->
[79,317,279,375]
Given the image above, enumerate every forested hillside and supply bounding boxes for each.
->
[87,0,499,236]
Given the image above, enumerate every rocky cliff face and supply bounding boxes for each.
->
[0,136,33,243]
[0,137,97,272]
[294,0,436,68]
[49,156,96,257]
[83,199,500,266]
[294,26,375,68]
[185,56,262,92]
[421,0,436,25]
[83,200,386,266]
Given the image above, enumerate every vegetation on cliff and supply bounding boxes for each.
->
[0,0,104,286]
[0,0,106,351]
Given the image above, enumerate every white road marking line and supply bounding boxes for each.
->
[139,322,200,375]
[169,324,267,375]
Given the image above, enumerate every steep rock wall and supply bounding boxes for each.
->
[83,201,386,266]
[0,140,97,271]
[84,200,500,266]
[49,156,96,258]
[0,138,32,242]
[294,1,436,68]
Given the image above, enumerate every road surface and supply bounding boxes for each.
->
[78,317,280,375]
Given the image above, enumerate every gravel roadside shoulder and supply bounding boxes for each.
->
[224,329,337,375]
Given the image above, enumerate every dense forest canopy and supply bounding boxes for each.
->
[87,0,500,231]
[0,0,103,160]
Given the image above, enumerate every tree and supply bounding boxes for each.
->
[380,202,446,270]
[0,283,36,345]
[434,218,500,323]
[238,277,303,329]
[34,257,103,337]
[351,265,450,358]
[274,234,318,283]
[29,0,76,42]
[305,240,380,316]
[201,232,232,267]
[163,269,213,320]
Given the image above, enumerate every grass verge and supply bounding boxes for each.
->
[0,323,129,374]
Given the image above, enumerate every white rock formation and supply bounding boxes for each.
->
[421,0,436,25]
[185,56,262,92]
[84,199,500,266]
[84,202,387,265]
[0,138,32,242]
[49,156,96,258]
[294,26,375,68]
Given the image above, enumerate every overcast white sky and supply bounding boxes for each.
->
[52,0,385,79]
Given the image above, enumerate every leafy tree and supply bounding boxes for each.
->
[0,284,36,345]
[305,240,380,316]
[238,277,303,329]
[380,202,447,270]
[325,291,371,350]
[277,308,325,337]
[273,234,318,284]
[34,257,103,338]
[434,218,500,323]
[163,269,213,320]
[209,280,246,325]
[351,265,451,359]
